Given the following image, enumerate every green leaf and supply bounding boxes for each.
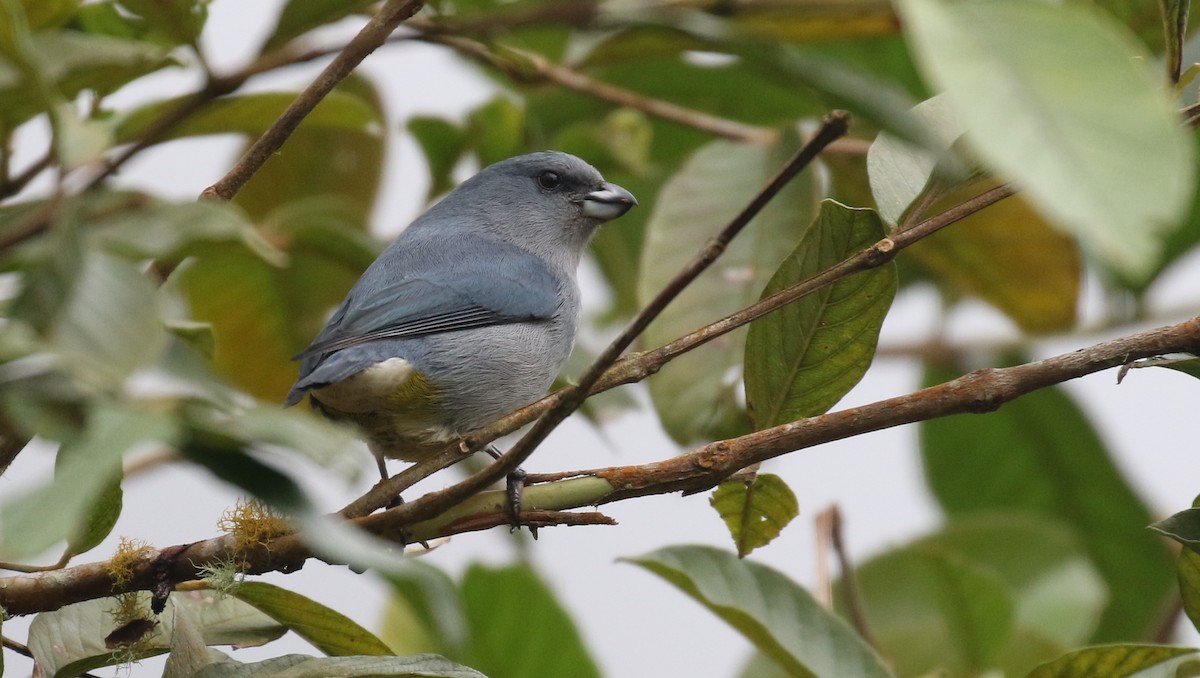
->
[229,581,394,657]
[709,473,799,557]
[172,213,378,401]
[467,96,524,168]
[162,602,224,678]
[625,545,895,678]
[638,137,820,444]
[177,413,312,512]
[920,366,1175,642]
[0,403,175,559]
[926,514,1107,654]
[1023,645,1196,678]
[114,0,207,48]
[19,0,78,28]
[115,90,382,146]
[190,653,487,678]
[46,248,166,387]
[408,116,467,200]
[1150,508,1200,549]
[233,76,385,225]
[867,94,964,226]
[0,30,170,125]
[381,560,466,657]
[27,590,286,678]
[459,563,601,678]
[261,0,375,53]
[907,181,1081,333]
[744,200,896,428]
[897,0,1193,282]
[852,544,1015,676]
[1178,549,1200,635]
[61,464,122,558]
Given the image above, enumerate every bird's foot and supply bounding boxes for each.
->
[485,445,537,539]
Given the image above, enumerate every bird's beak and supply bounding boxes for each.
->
[582,182,638,220]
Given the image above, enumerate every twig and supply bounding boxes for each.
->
[1,635,105,677]
[0,149,52,200]
[828,506,874,647]
[417,32,779,144]
[200,0,425,201]
[374,111,851,527]
[4,315,1199,614]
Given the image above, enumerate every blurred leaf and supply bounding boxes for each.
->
[28,590,285,678]
[926,514,1107,654]
[852,544,1015,676]
[467,96,523,167]
[46,248,166,386]
[191,654,487,678]
[1133,128,1200,295]
[867,94,963,226]
[173,207,378,401]
[381,560,466,657]
[1024,645,1196,678]
[744,201,896,428]
[261,0,374,53]
[60,454,122,558]
[229,581,393,657]
[164,319,215,358]
[408,116,467,199]
[0,403,173,559]
[459,563,601,678]
[20,0,78,28]
[723,1,898,42]
[639,137,819,444]
[0,30,170,125]
[116,89,382,146]
[87,196,282,265]
[626,545,894,678]
[234,76,385,225]
[1092,0,1199,54]
[898,0,1193,282]
[56,102,112,170]
[177,411,311,512]
[709,473,799,557]
[114,0,206,48]
[907,182,1080,333]
[920,365,1175,642]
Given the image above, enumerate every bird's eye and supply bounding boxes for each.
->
[537,170,561,190]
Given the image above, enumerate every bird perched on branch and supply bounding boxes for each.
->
[285,151,637,503]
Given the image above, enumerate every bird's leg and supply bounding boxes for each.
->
[484,444,536,539]
[373,450,430,549]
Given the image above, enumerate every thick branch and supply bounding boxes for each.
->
[342,181,1012,518]
[199,0,425,201]
[4,316,1198,614]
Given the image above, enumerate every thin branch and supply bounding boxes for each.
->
[373,111,851,527]
[0,149,52,200]
[418,31,779,144]
[199,0,425,201]
[828,506,873,647]
[4,315,1199,615]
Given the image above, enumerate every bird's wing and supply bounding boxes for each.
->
[293,243,562,361]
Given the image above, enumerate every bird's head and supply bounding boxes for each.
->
[445,151,637,265]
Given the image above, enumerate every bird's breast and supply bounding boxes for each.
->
[310,357,441,415]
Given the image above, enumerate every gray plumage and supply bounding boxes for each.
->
[285,151,636,462]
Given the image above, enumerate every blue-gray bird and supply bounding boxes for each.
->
[285,152,636,479]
